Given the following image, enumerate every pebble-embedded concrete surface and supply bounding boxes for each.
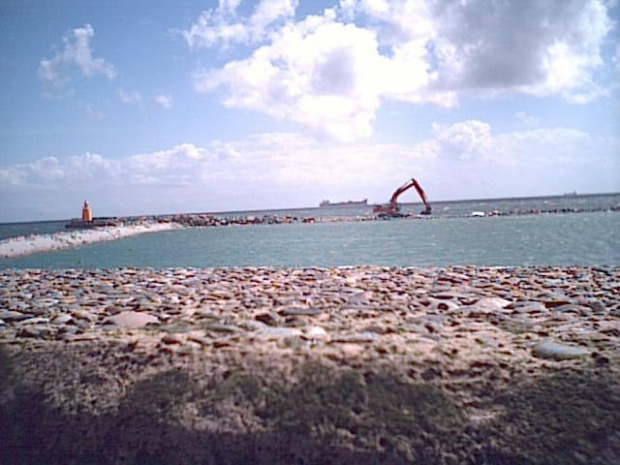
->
[1,266,619,464]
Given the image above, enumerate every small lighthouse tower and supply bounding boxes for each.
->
[82,201,93,222]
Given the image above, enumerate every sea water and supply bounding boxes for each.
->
[1,210,618,269]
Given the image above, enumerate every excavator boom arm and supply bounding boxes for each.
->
[391,179,431,211]
[374,177,432,216]
[412,181,430,211]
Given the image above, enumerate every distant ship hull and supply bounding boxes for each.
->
[319,199,368,208]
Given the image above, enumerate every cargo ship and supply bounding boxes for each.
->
[319,199,368,208]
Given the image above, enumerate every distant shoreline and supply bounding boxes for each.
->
[1,191,618,226]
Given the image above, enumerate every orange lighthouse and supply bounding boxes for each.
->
[81,201,93,222]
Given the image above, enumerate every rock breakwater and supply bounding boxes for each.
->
[1,266,619,464]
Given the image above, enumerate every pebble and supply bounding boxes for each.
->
[429,299,460,312]
[331,332,376,344]
[161,324,193,334]
[18,317,50,325]
[279,307,322,317]
[17,325,48,338]
[105,311,159,329]
[161,334,184,345]
[255,312,281,326]
[205,323,240,333]
[554,304,585,314]
[475,336,501,348]
[237,320,267,331]
[301,326,329,341]
[105,305,125,315]
[347,291,372,304]
[363,324,394,335]
[60,326,79,336]
[72,310,96,322]
[253,327,302,340]
[586,300,606,313]
[401,323,430,335]
[187,335,211,347]
[532,341,589,360]
[0,310,30,322]
[497,316,535,334]
[476,297,511,310]
[52,314,74,325]
[542,296,572,309]
[508,302,546,314]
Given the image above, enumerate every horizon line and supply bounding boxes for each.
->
[1,191,618,226]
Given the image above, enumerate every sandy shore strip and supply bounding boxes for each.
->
[0,221,183,259]
[1,265,618,464]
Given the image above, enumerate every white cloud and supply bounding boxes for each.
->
[432,120,492,160]
[0,122,605,191]
[250,0,298,34]
[38,24,116,88]
[386,0,610,102]
[153,94,174,109]
[195,10,409,141]
[220,0,243,12]
[0,153,124,188]
[79,102,107,120]
[128,144,210,185]
[515,111,541,127]
[1,156,64,187]
[183,8,248,48]
[2,123,618,219]
[614,43,620,75]
[119,89,143,105]
[426,121,591,166]
[120,91,174,109]
[182,0,298,48]
[66,153,121,182]
[339,0,357,20]
[348,0,612,102]
[187,0,614,141]
[494,127,590,159]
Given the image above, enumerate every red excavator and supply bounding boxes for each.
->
[373,178,432,218]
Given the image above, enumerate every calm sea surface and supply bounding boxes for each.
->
[1,201,618,269]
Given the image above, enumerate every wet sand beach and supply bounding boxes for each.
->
[1,266,619,464]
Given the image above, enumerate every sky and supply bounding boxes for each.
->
[0,0,619,222]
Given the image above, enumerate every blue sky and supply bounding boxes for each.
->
[1,0,619,222]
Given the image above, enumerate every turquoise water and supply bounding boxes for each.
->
[0,220,68,241]
[1,211,618,269]
[2,193,618,241]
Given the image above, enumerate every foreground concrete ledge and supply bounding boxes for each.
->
[1,266,619,464]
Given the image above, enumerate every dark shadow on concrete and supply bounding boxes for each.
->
[1,346,619,464]
[485,369,620,465]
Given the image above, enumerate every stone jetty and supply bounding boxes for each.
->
[1,266,619,464]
